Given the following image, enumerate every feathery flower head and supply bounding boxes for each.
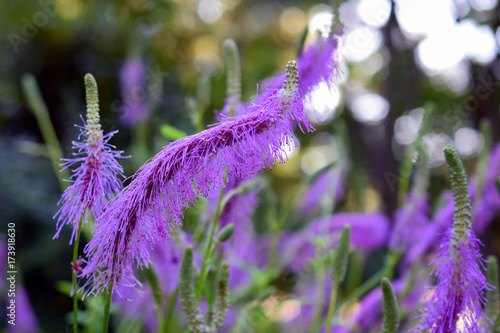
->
[80,61,314,295]
[248,33,341,117]
[415,147,489,333]
[53,74,125,243]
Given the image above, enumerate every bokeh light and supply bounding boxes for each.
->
[344,26,383,62]
[349,92,389,124]
[197,0,224,24]
[454,127,483,157]
[304,81,341,125]
[358,0,391,28]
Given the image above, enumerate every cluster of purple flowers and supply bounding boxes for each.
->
[50,21,500,333]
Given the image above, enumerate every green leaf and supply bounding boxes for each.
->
[160,124,188,141]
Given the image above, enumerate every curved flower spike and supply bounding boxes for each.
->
[80,61,314,295]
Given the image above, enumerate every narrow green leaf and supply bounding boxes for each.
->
[144,265,164,309]
[160,124,188,141]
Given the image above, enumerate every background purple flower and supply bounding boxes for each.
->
[471,144,500,232]
[298,167,346,217]
[119,58,149,127]
[279,213,389,271]
[114,231,195,331]
[389,193,430,254]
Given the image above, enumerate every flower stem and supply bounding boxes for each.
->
[156,305,164,333]
[102,288,113,333]
[325,281,339,333]
[164,288,178,333]
[72,218,83,333]
[340,251,401,307]
[196,185,225,302]
[144,265,164,332]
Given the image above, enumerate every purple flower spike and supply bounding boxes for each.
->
[80,61,314,295]
[119,58,149,126]
[415,147,489,333]
[54,74,125,244]
[389,193,430,253]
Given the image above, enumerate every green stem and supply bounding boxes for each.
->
[311,263,327,332]
[144,265,165,332]
[269,162,336,271]
[164,288,179,333]
[196,186,225,302]
[102,288,113,333]
[156,305,164,333]
[325,281,339,333]
[21,73,69,191]
[397,105,433,206]
[131,122,149,171]
[72,218,83,333]
[341,251,401,307]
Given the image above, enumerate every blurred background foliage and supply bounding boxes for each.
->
[1,0,500,332]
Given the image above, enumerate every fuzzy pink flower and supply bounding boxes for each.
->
[54,74,125,244]
[80,61,314,295]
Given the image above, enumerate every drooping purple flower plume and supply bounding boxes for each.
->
[119,57,149,126]
[415,147,489,333]
[54,74,125,243]
[297,35,340,96]
[80,61,314,295]
[249,34,341,114]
